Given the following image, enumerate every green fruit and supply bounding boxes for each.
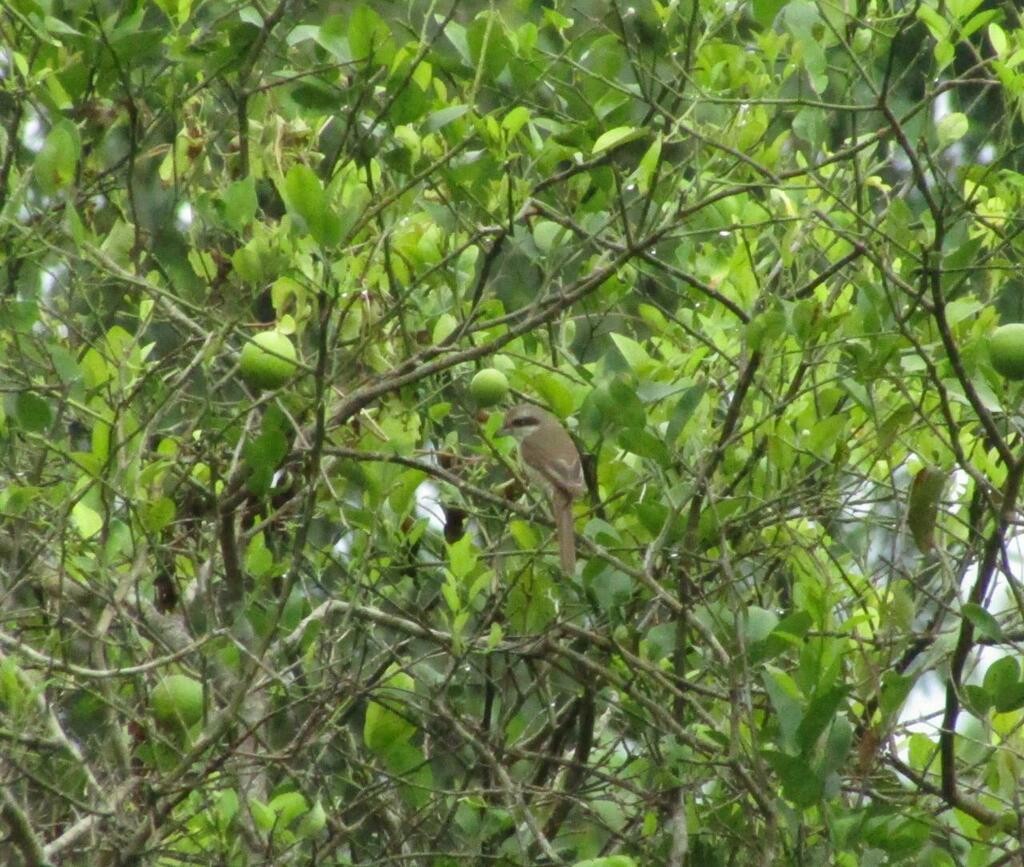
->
[469,368,509,407]
[240,331,298,390]
[989,323,1024,380]
[151,674,204,727]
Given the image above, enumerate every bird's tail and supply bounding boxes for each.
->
[553,492,576,574]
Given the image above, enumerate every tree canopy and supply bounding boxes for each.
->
[3,0,1024,864]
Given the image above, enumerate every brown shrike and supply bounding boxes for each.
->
[500,404,585,574]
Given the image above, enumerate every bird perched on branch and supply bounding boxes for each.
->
[500,404,585,574]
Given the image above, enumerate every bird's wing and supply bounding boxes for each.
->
[520,436,585,498]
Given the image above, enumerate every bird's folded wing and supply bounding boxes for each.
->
[521,444,585,498]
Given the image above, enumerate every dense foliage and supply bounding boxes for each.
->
[3,0,1024,864]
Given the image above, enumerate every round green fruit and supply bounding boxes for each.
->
[989,324,1024,380]
[469,368,509,407]
[240,331,298,390]
[151,674,204,728]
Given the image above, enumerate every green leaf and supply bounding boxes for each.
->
[583,378,648,436]
[289,80,342,110]
[908,733,937,770]
[501,106,531,138]
[752,0,787,26]
[297,799,327,837]
[432,313,458,344]
[610,333,656,376]
[634,133,662,193]
[244,425,288,496]
[762,669,803,751]
[0,300,39,334]
[991,679,1024,716]
[389,468,427,517]
[447,533,478,581]
[587,567,633,613]
[364,665,416,753]
[467,12,513,81]
[879,672,914,721]
[281,164,341,246]
[592,125,646,155]
[1,486,38,516]
[754,610,813,662]
[532,220,568,254]
[543,7,573,30]
[216,789,239,832]
[34,120,80,193]
[745,606,779,644]
[821,715,853,776]
[607,379,647,430]
[249,799,275,831]
[961,602,1004,641]
[618,428,669,466]
[666,383,705,444]
[72,500,103,539]
[348,4,391,62]
[961,10,1000,41]
[244,532,274,579]
[268,791,308,828]
[43,16,83,38]
[937,112,968,147]
[792,107,828,147]
[805,415,846,459]
[388,81,429,125]
[281,164,323,227]
[865,815,931,856]
[915,6,948,39]
[796,687,847,755]
[488,622,503,649]
[782,3,828,92]
[13,391,52,432]
[219,176,257,232]
[763,750,822,807]
[424,105,470,132]
[983,656,1019,698]
[509,519,538,553]
[907,466,947,553]
[382,740,433,808]
[533,373,574,419]
[312,15,350,61]
[141,496,176,534]
[989,23,1007,56]
[774,610,813,639]
[963,684,992,716]
[984,659,1024,713]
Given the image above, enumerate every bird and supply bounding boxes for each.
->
[499,404,585,573]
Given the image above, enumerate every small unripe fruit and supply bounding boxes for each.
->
[240,331,298,390]
[989,324,1024,380]
[469,368,509,407]
[150,674,204,727]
